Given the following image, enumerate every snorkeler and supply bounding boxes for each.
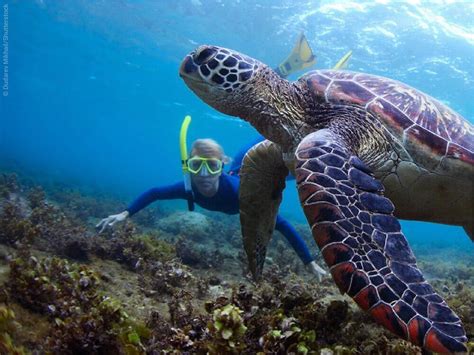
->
[97,138,327,279]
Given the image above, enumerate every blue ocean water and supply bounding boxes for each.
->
[1,0,473,251]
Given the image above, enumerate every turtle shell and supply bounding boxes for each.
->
[304,70,474,167]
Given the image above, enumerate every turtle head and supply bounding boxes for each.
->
[180,45,307,149]
[179,45,265,116]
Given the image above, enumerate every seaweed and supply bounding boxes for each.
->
[7,254,150,353]
[8,255,101,316]
[0,201,38,247]
[260,316,319,354]
[145,310,197,352]
[0,306,27,355]
[91,230,176,271]
[206,304,247,354]
[0,170,471,353]
[146,259,193,295]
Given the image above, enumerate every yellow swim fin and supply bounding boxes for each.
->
[333,50,352,70]
[275,33,316,79]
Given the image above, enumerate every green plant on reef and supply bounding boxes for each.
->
[0,306,27,355]
[207,304,247,354]
[127,233,176,264]
[45,296,151,354]
[8,256,101,316]
[8,255,150,353]
[93,232,177,271]
[259,314,318,354]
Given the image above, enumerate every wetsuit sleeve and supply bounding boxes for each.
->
[274,215,314,265]
[227,135,265,175]
[126,182,186,216]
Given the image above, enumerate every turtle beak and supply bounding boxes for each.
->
[179,54,198,77]
[180,53,212,96]
[179,52,215,97]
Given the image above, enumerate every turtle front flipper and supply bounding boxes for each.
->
[295,129,467,353]
[240,139,289,281]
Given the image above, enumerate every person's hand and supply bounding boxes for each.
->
[96,211,129,233]
[306,260,327,282]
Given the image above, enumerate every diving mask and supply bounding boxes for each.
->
[187,156,223,175]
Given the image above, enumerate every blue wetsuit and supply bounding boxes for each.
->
[227,134,295,181]
[228,135,264,175]
[127,173,314,265]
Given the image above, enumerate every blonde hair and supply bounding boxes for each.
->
[190,139,231,164]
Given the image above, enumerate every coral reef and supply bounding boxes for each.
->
[92,229,176,271]
[144,259,194,296]
[7,253,149,353]
[47,186,126,225]
[0,182,90,261]
[156,211,214,242]
[175,236,226,269]
[8,255,101,316]
[0,201,38,247]
[0,169,472,354]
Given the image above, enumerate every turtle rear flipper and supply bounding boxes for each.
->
[240,140,289,281]
[295,129,467,353]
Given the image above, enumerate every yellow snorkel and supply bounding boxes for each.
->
[180,115,194,211]
[333,50,353,70]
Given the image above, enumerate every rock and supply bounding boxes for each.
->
[208,275,221,286]
[0,248,8,262]
[63,239,89,261]
[209,285,225,298]
[156,211,213,242]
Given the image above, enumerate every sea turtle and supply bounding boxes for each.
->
[179,45,473,353]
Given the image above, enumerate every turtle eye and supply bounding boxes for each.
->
[195,47,216,65]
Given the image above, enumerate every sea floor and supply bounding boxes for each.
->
[0,170,472,354]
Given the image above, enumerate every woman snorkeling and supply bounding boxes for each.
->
[97,138,327,279]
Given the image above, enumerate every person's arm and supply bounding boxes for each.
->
[96,182,186,232]
[126,182,187,216]
[274,215,327,280]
